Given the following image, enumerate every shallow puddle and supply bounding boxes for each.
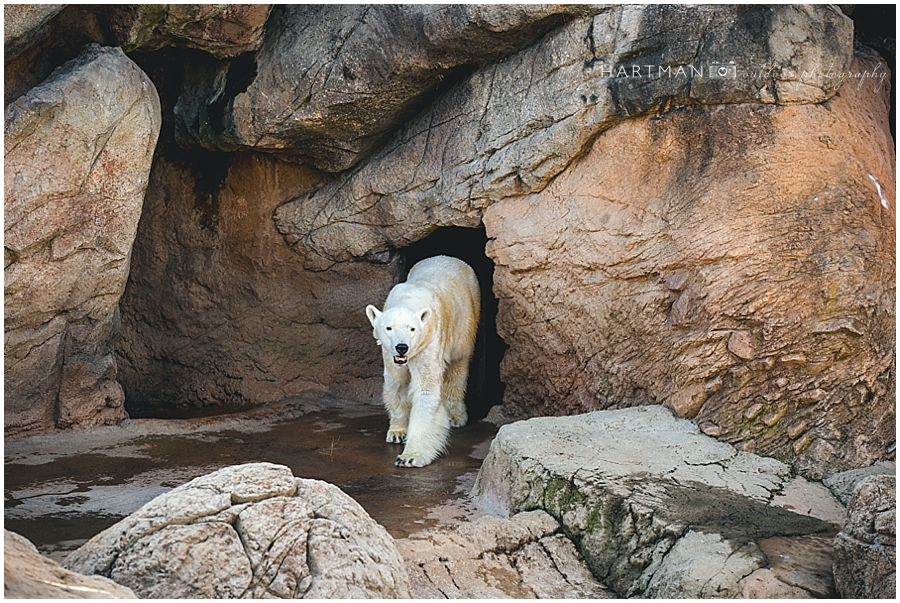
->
[4,401,498,562]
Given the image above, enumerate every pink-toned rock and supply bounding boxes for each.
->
[4,530,136,599]
[4,44,161,437]
[116,152,395,415]
[483,52,894,479]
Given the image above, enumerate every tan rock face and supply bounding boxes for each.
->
[484,54,894,479]
[4,45,161,437]
[116,150,396,415]
[4,530,136,599]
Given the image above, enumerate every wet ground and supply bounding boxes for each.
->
[4,395,499,562]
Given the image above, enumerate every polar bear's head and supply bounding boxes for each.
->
[365,305,432,365]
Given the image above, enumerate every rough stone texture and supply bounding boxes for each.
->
[105,4,272,57]
[4,530,136,599]
[3,3,65,59]
[175,4,603,172]
[4,44,161,437]
[737,534,836,598]
[823,461,895,505]
[832,474,896,599]
[116,150,394,415]
[473,406,839,598]
[273,4,853,266]
[63,463,411,599]
[483,49,894,479]
[397,510,612,599]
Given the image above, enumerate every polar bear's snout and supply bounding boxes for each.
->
[394,343,409,365]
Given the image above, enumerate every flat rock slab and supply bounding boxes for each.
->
[473,406,840,598]
[397,510,613,599]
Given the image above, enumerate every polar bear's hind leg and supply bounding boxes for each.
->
[444,360,469,428]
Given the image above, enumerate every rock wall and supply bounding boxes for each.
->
[485,51,895,479]
[116,148,395,415]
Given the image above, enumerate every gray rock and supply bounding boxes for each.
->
[273,4,852,265]
[824,462,895,505]
[472,406,837,598]
[175,4,603,172]
[107,4,273,57]
[397,510,613,599]
[832,474,896,599]
[4,44,161,437]
[63,463,410,599]
[3,3,65,59]
[4,530,136,599]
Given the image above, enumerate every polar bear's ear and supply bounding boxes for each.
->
[418,308,432,324]
[365,305,382,326]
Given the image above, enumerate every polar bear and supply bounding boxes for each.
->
[365,255,480,467]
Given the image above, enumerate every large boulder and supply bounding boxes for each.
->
[4,530,136,599]
[64,463,410,599]
[175,4,603,172]
[397,510,612,598]
[4,44,161,437]
[473,406,842,598]
[832,474,896,598]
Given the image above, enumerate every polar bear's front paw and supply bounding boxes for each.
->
[395,454,429,468]
[386,430,407,444]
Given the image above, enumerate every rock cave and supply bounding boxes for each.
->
[4,3,896,599]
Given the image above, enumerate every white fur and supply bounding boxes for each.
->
[366,256,480,467]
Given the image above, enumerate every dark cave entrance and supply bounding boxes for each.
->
[399,226,507,422]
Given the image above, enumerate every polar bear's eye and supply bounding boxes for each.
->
[410,327,416,332]
[386,327,392,331]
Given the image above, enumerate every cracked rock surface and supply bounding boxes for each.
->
[4,44,161,437]
[273,4,852,266]
[832,474,896,598]
[397,510,613,599]
[63,462,411,599]
[175,4,602,172]
[473,406,841,598]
